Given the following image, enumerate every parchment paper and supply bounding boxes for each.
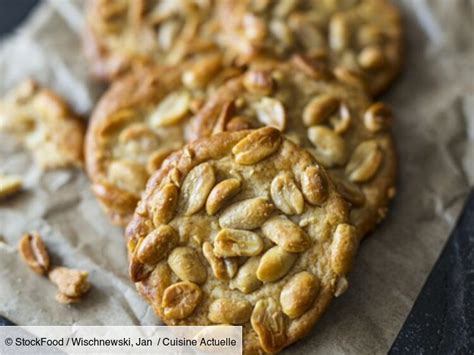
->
[0,1,473,353]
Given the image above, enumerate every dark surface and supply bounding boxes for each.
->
[0,0,38,327]
[0,316,15,326]
[0,2,473,353]
[0,0,39,38]
[0,0,38,330]
[390,190,474,354]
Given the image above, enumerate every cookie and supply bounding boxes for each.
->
[85,63,241,226]
[192,60,396,239]
[0,80,84,169]
[84,0,223,81]
[126,127,356,353]
[0,175,22,199]
[218,0,402,95]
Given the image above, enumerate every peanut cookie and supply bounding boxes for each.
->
[85,63,241,226]
[192,61,396,239]
[0,80,84,169]
[126,128,357,353]
[219,0,402,95]
[0,175,22,199]
[84,0,223,81]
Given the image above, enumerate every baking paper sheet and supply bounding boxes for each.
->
[0,1,472,353]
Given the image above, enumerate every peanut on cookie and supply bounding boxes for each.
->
[193,61,397,239]
[218,0,402,95]
[126,128,357,354]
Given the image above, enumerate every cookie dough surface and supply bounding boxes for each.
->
[0,80,84,170]
[84,0,223,81]
[193,61,397,239]
[126,128,357,354]
[219,0,402,95]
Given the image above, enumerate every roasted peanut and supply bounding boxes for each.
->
[219,197,273,230]
[255,97,286,131]
[150,91,190,127]
[150,183,179,226]
[358,46,386,70]
[303,95,339,126]
[229,257,262,294]
[307,126,347,167]
[232,127,282,165]
[363,102,392,132]
[257,246,297,282]
[206,178,241,215]
[300,165,328,205]
[182,53,222,89]
[208,298,252,324]
[162,281,202,319]
[202,242,238,280]
[329,14,351,51]
[168,247,207,284]
[214,229,263,257]
[270,172,304,215]
[251,298,287,353]
[136,225,178,265]
[179,162,216,216]
[18,232,50,275]
[330,224,358,275]
[280,272,320,318]
[345,140,383,182]
[262,216,311,253]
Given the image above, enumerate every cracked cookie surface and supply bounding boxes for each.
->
[126,128,357,354]
[0,80,84,170]
[193,61,397,239]
[218,0,402,95]
[84,0,224,81]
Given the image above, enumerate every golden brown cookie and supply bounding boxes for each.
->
[0,80,84,170]
[85,63,241,226]
[219,0,402,95]
[84,0,224,81]
[0,175,22,199]
[126,127,357,353]
[192,61,396,239]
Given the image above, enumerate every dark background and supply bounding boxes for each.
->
[0,0,472,352]
[0,0,39,38]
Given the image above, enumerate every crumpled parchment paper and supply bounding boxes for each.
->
[0,0,472,353]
